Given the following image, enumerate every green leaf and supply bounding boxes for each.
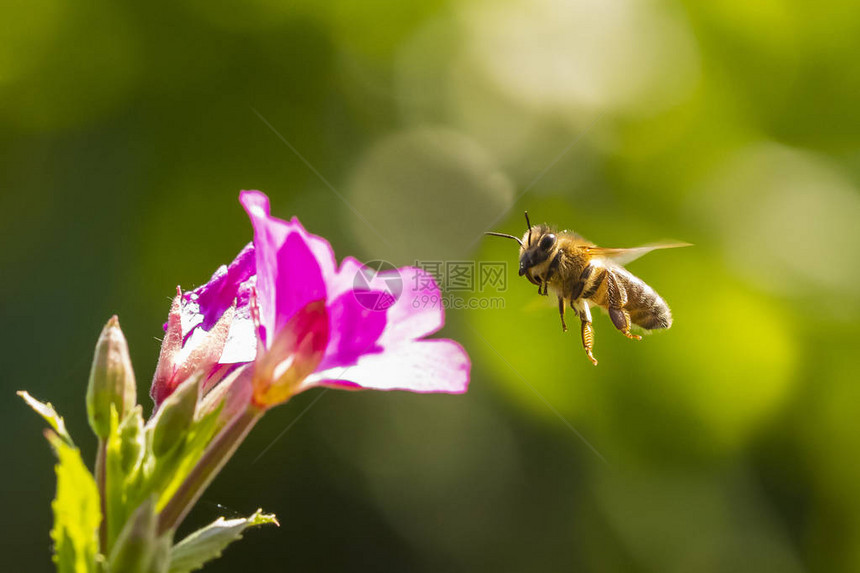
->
[46,430,101,573]
[18,391,74,446]
[168,509,278,573]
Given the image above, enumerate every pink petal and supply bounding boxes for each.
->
[177,243,257,365]
[239,191,337,281]
[187,242,255,331]
[218,279,258,364]
[379,267,445,345]
[288,216,337,286]
[326,257,369,300]
[317,291,387,371]
[330,258,445,344]
[240,191,327,338]
[303,339,470,394]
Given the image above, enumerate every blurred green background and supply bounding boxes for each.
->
[3,0,860,571]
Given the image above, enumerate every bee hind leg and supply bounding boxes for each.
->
[606,273,641,341]
[608,307,641,341]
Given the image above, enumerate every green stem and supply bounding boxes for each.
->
[95,438,107,551]
[157,406,263,534]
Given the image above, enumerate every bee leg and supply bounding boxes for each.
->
[558,296,567,332]
[581,320,598,366]
[532,274,546,296]
[606,272,641,341]
[573,299,598,365]
[614,312,641,340]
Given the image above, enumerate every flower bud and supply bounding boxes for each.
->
[152,374,200,457]
[108,497,157,573]
[151,289,236,406]
[87,316,137,439]
[150,289,183,406]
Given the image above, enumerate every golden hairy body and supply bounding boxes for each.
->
[487,213,687,365]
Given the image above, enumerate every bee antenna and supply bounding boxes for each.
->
[484,232,524,247]
[524,211,532,246]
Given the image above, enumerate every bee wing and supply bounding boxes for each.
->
[584,242,691,266]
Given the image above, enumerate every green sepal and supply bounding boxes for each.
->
[149,531,174,573]
[46,430,101,573]
[152,376,200,458]
[168,509,279,573]
[107,497,160,573]
[105,407,126,552]
[103,405,152,553]
[119,405,145,476]
[18,391,74,446]
[122,398,222,524]
[154,402,223,511]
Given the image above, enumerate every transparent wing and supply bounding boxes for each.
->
[584,242,692,266]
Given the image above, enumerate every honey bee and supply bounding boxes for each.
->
[486,212,689,365]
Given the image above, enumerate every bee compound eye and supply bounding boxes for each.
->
[540,234,556,250]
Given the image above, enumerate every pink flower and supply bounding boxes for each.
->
[151,191,470,410]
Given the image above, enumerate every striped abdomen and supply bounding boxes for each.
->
[611,266,672,330]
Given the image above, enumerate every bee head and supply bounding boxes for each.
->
[484,211,557,282]
[517,212,556,278]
